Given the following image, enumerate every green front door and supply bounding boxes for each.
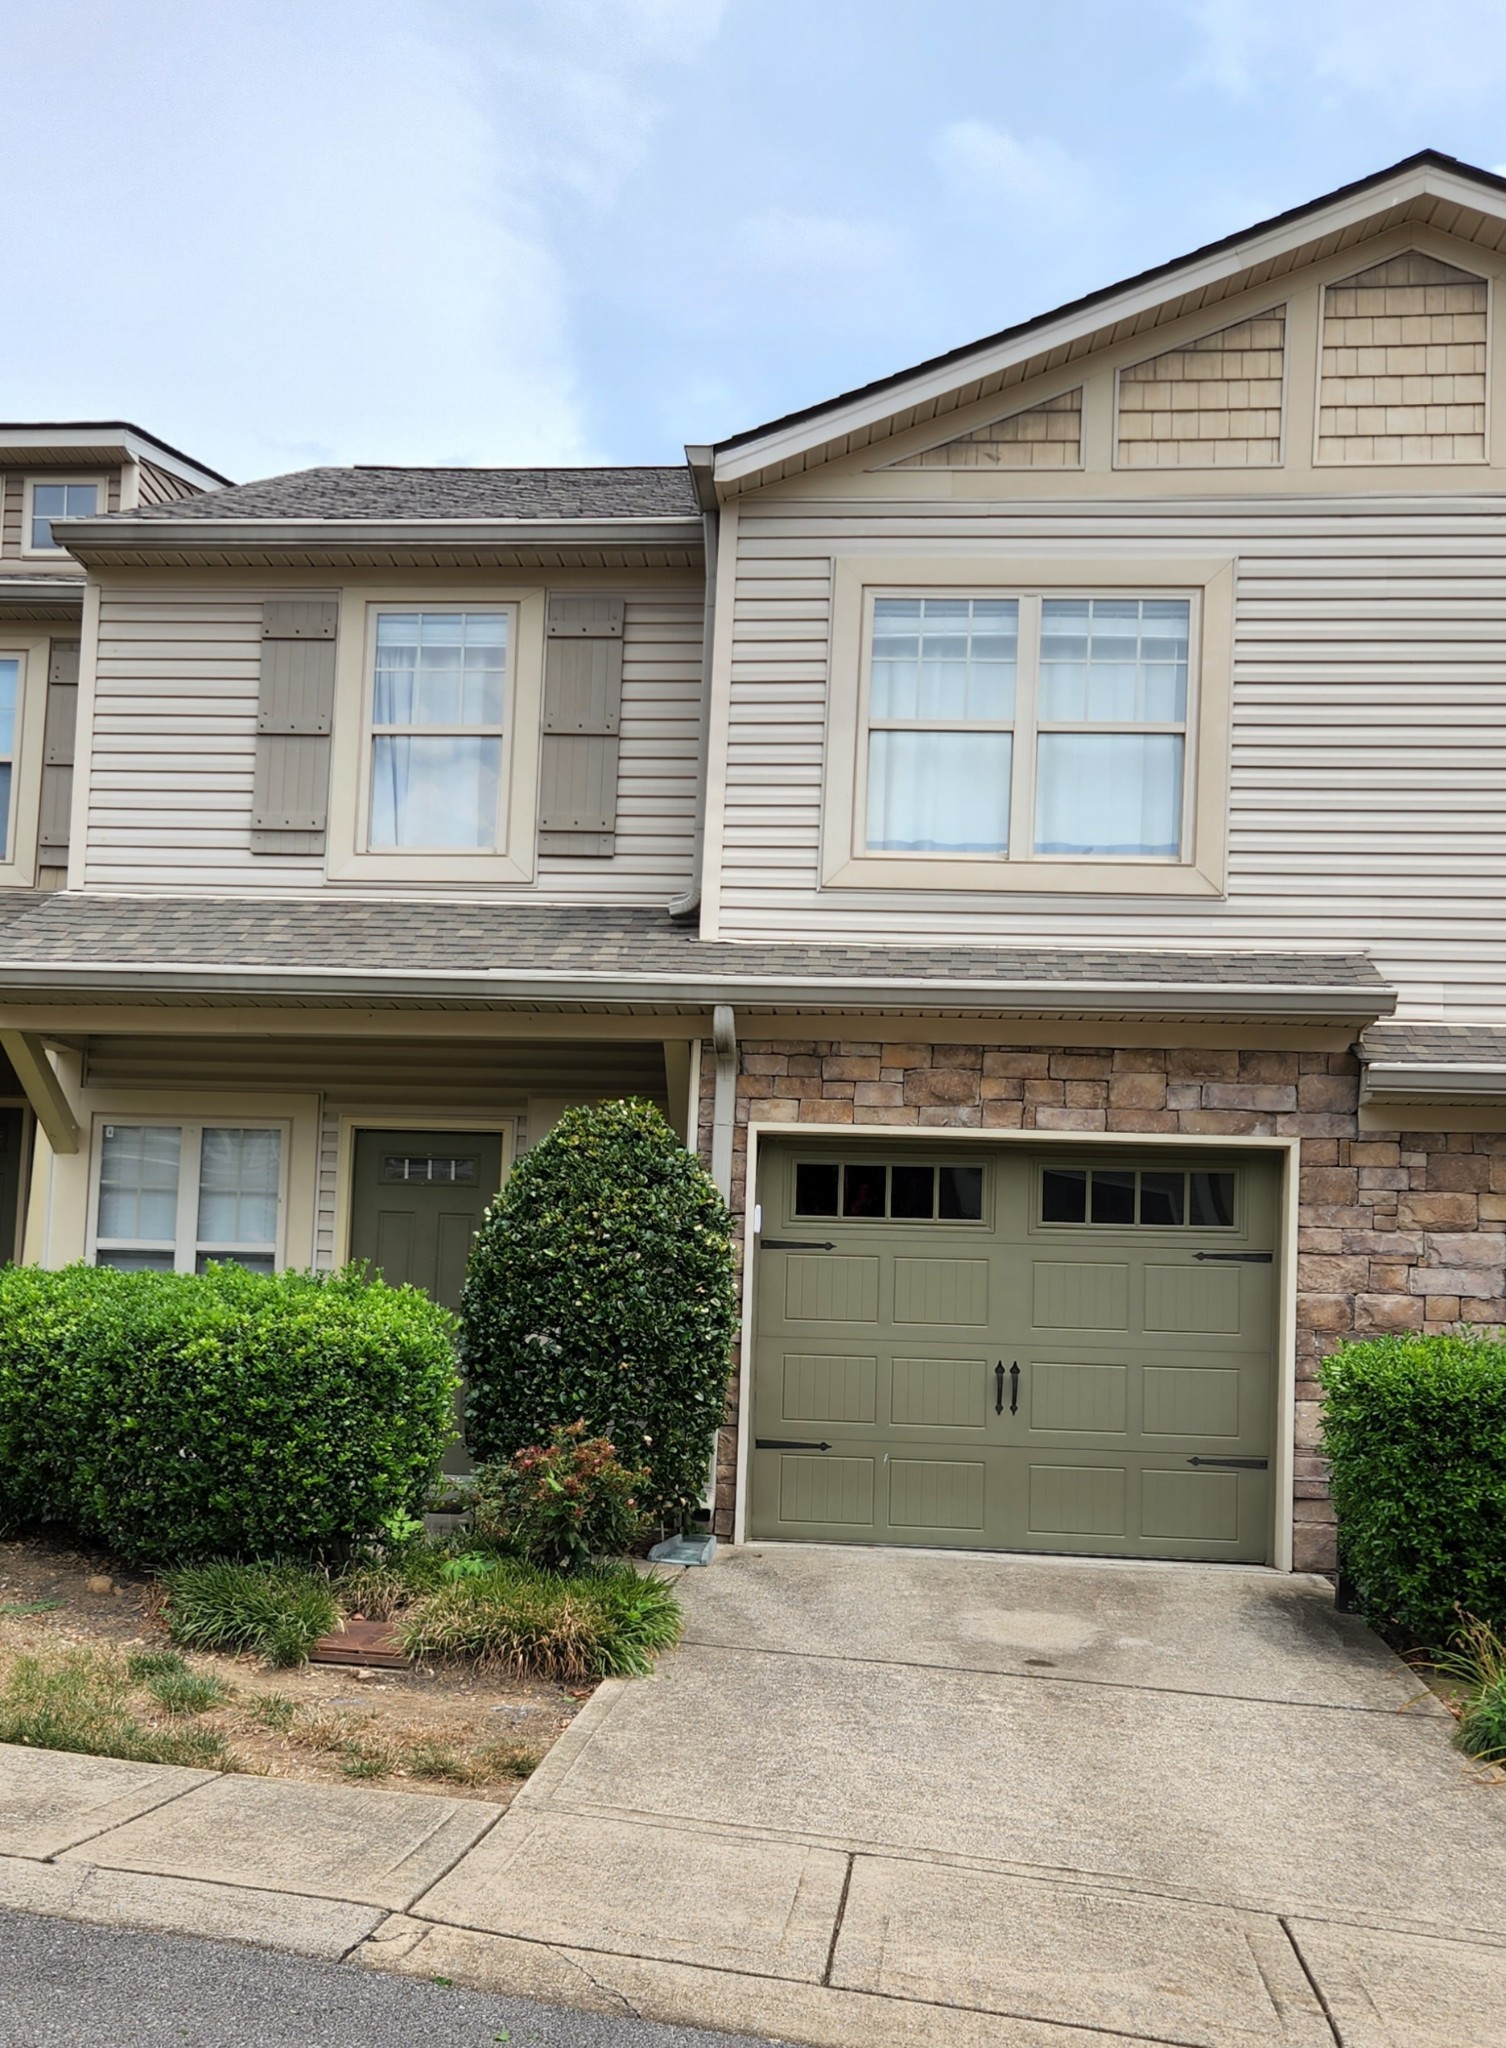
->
[0,1109,23,1264]
[349,1129,504,1308]
[750,1142,1279,1563]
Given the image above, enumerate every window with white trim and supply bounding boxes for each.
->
[29,481,98,551]
[93,1123,284,1274]
[0,655,16,858]
[367,609,510,850]
[864,593,1192,862]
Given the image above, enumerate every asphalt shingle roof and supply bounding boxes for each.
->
[0,895,1388,1000]
[91,466,699,523]
[1360,1023,1506,1066]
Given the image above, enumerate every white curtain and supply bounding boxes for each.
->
[1034,734,1183,855]
[370,735,501,849]
[867,730,1011,853]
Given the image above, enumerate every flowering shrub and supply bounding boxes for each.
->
[474,1422,647,1574]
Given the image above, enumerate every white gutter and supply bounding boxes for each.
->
[1359,1060,1506,1104]
[57,514,705,556]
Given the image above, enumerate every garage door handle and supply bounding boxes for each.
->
[1010,1361,1020,1415]
[1192,1252,1272,1263]
[995,1362,1005,1415]
[755,1437,832,1452]
[1187,1456,1268,1469]
[760,1238,836,1251]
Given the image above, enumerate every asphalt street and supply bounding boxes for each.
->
[0,1909,785,2048]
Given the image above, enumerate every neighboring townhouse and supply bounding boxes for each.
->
[8,148,1506,1572]
[0,422,228,1265]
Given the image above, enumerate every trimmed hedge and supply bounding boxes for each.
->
[460,1098,738,1527]
[1320,1332,1506,1644]
[0,1262,457,1564]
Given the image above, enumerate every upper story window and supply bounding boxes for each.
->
[0,656,15,858]
[823,557,1231,899]
[367,609,510,851]
[864,593,1190,862]
[27,480,99,552]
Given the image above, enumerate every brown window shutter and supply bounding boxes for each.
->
[36,637,80,855]
[251,599,338,854]
[538,595,624,857]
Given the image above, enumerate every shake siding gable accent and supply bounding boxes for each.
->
[1318,254,1488,464]
[893,389,1082,468]
[251,599,338,853]
[539,595,624,857]
[37,638,79,856]
[135,460,204,506]
[83,583,703,899]
[1117,313,1286,467]
[715,495,1506,1016]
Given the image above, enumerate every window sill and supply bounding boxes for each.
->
[324,847,536,886]
[820,852,1226,897]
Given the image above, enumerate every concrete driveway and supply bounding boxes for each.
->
[393,1545,1506,2047]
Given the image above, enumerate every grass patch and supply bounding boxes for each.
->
[398,1561,681,1681]
[1435,1616,1506,1763]
[126,1650,187,1682]
[163,1561,339,1667]
[0,1649,234,1770]
[1,1599,61,1616]
[244,1691,297,1732]
[147,1668,231,1716]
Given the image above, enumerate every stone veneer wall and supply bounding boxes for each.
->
[697,1038,1506,1566]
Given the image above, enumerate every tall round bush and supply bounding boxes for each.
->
[0,1262,457,1563]
[460,1098,738,1527]
[1320,1332,1506,1643]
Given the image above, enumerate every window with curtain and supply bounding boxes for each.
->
[29,481,98,550]
[0,656,16,857]
[94,1123,283,1274]
[863,592,1191,862]
[367,610,509,850]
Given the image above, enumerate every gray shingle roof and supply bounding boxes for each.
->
[0,895,1389,1010]
[91,466,699,523]
[1361,1023,1506,1066]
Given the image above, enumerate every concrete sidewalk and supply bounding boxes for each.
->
[4,1548,1506,2045]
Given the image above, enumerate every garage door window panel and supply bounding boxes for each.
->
[1040,1164,1237,1230]
[794,1159,983,1223]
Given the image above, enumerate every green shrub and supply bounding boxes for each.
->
[398,1558,682,1679]
[473,1422,647,1573]
[460,1099,737,1528]
[0,1262,457,1562]
[1320,1332,1506,1644]
[164,1561,340,1667]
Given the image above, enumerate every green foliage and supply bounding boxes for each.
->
[1433,1615,1506,1763]
[164,1560,340,1667]
[147,1668,231,1716]
[0,1262,458,1563]
[473,1422,647,1573]
[125,1650,187,1682]
[398,1558,682,1679]
[1320,1333,1506,1644]
[0,1649,233,1770]
[460,1099,737,1527]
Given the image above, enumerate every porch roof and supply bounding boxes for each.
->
[0,894,1393,1025]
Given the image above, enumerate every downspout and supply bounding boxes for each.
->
[668,450,719,921]
[710,1002,737,1199]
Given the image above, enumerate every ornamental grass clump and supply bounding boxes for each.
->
[163,1560,340,1668]
[398,1559,682,1680]
[459,1098,737,1531]
[1320,1332,1506,1645]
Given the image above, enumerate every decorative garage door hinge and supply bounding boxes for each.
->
[1192,1251,1273,1262]
[759,1238,837,1251]
[755,1438,832,1452]
[1186,1456,1269,1469]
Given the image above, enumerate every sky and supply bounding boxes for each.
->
[7,0,1506,484]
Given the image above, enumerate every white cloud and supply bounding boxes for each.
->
[1182,0,1506,105]
[933,121,1092,224]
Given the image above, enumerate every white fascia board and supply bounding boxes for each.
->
[713,164,1490,484]
[1360,1060,1506,1104]
[0,425,226,490]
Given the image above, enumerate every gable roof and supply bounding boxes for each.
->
[709,149,1506,492]
[92,464,698,523]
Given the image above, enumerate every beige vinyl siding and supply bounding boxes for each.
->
[713,494,1506,1017]
[1117,313,1285,467]
[0,476,17,559]
[1318,255,1487,464]
[135,460,204,506]
[82,1035,668,1268]
[83,585,703,899]
[894,389,1082,469]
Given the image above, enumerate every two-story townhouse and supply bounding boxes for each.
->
[6,149,1506,1575]
[0,422,227,1263]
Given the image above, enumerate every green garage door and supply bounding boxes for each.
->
[750,1142,1278,1563]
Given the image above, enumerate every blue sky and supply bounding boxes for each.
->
[7,0,1506,482]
